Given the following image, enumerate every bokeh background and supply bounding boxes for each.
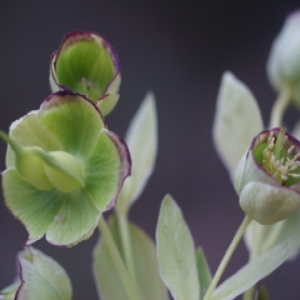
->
[0,0,300,299]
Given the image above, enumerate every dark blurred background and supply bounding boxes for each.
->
[0,0,300,299]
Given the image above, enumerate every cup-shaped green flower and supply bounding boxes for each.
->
[267,11,300,106]
[1,91,130,246]
[50,31,120,116]
[234,128,300,225]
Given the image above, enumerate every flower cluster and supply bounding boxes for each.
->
[0,31,130,247]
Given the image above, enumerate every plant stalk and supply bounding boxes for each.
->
[203,215,252,300]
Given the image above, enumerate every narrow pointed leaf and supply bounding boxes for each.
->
[196,247,212,300]
[93,216,168,300]
[213,72,263,178]
[117,92,158,213]
[156,195,200,300]
[255,286,270,300]
[211,243,289,300]
[16,247,72,300]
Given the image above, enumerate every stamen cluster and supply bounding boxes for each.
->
[260,131,300,184]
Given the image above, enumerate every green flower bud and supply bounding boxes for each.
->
[267,11,300,106]
[1,91,130,246]
[50,31,120,115]
[234,128,300,224]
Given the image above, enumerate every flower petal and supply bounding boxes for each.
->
[84,129,131,211]
[2,169,63,244]
[38,92,105,157]
[46,189,100,246]
[239,181,300,224]
[6,112,62,167]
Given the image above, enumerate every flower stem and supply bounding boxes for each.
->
[203,215,252,300]
[115,207,139,295]
[269,89,291,128]
[98,217,140,300]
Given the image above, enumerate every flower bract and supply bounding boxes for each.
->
[1,91,130,246]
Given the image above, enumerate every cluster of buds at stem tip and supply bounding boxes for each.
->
[234,128,300,225]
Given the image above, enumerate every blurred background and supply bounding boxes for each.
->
[0,0,300,299]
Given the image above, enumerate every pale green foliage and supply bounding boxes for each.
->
[117,92,158,214]
[93,216,168,300]
[196,248,212,300]
[156,195,200,300]
[211,243,288,300]
[213,72,263,179]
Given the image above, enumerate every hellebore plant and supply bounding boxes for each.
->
[2,11,300,300]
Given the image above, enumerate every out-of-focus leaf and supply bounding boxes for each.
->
[16,247,72,300]
[211,243,288,300]
[156,195,200,300]
[212,72,263,179]
[196,247,212,300]
[255,286,270,300]
[117,92,158,214]
[93,216,168,300]
[245,209,300,260]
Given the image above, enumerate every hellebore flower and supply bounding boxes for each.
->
[50,30,120,116]
[235,128,300,225]
[1,91,130,246]
[267,11,300,106]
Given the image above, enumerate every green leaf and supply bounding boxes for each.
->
[255,286,269,300]
[212,72,263,179]
[211,243,289,300]
[196,247,212,300]
[16,247,72,300]
[93,216,168,300]
[156,195,200,300]
[245,209,300,259]
[117,92,158,213]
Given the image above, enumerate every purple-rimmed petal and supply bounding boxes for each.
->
[84,129,131,211]
[240,181,300,224]
[50,31,120,115]
[38,91,105,158]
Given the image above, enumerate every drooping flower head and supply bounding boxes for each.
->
[1,91,130,246]
[235,128,300,224]
[50,31,120,115]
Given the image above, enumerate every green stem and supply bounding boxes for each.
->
[269,89,291,128]
[203,215,252,300]
[98,217,140,300]
[115,207,139,296]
